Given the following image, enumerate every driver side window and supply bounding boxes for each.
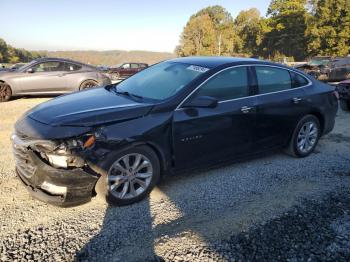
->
[195,67,249,101]
[121,63,130,69]
[31,62,64,72]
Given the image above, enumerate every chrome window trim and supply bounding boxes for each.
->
[175,64,312,110]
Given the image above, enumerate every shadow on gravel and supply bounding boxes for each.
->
[75,187,350,262]
[75,200,161,262]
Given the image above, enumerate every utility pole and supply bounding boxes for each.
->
[218,32,222,56]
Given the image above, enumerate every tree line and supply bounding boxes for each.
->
[0,38,42,64]
[176,0,350,61]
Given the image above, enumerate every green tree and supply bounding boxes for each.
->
[178,14,216,56]
[262,0,308,60]
[234,8,268,56]
[0,38,42,63]
[306,0,350,57]
[177,5,239,56]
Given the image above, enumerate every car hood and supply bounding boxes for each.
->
[27,87,154,127]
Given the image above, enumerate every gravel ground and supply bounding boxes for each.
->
[0,97,350,262]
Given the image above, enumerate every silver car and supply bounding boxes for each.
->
[0,58,111,102]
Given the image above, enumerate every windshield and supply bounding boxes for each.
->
[17,60,37,71]
[112,63,123,68]
[115,62,209,101]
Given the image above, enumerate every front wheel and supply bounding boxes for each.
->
[110,72,120,81]
[286,115,320,158]
[80,80,98,90]
[95,146,160,206]
[0,83,12,102]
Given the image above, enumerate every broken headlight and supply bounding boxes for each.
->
[35,132,100,169]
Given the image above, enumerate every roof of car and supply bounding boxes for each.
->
[169,56,266,68]
[33,57,96,68]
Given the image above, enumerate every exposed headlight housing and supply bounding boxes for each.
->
[26,131,101,169]
[46,154,70,169]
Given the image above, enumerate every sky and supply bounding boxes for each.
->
[1,0,270,53]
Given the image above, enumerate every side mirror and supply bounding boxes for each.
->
[27,68,35,73]
[183,96,218,108]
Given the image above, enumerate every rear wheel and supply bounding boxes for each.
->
[0,83,11,102]
[95,145,160,206]
[286,115,320,158]
[80,80,98,90]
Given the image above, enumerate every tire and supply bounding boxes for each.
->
[285,115,320,158]
[80,80,98,90]
[95,145,160,206]
[340,99,350,112]
[110,72,120,81]
[0,82,12,102]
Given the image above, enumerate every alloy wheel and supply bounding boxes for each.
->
[297,121,318,153]
[108,153,153,200]
[82,81,98,89]
[0,84,11,102]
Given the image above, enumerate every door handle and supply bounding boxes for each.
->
[241,106,253,114]
[292,97,302,104]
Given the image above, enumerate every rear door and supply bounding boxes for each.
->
[61,62,83,92]
[119,63,131,78]
[130,63,140,75]
[18,61,67,93]
[173,66,257,170]
[253,66,311,150]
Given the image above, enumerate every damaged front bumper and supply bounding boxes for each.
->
[12,134,99,207]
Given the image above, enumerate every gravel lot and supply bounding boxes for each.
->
[0,97,350,261]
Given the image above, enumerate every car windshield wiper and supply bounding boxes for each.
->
[114,88,144,100]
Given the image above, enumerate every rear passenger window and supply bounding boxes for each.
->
[291,72,309,88]
[65,63,81,71]
[196,67,249,101]
[131,63,139,69]
[256,67,292,94]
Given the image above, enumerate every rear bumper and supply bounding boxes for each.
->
[15,150,98,207]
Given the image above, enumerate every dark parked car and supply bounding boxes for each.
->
[337,79,350,111]
[295,56,331,80]
[109,62,148,80]
[0,57,111,102]
[296,56,350,82]
[12,57,338,207]
[325,57,350,82]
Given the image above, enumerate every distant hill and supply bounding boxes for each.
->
[40,50,176,66]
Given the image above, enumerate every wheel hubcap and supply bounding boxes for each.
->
[297,121,318,153]
[108,153,153,199]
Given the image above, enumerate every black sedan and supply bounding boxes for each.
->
[12,57,338,207]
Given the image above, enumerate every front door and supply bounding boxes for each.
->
[18,61,67,93]
[173,66,257,170]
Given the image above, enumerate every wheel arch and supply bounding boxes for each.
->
[0,80,13,96]
[92,140,169,179]
[308,111,325,135]
[127,141,168,176]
